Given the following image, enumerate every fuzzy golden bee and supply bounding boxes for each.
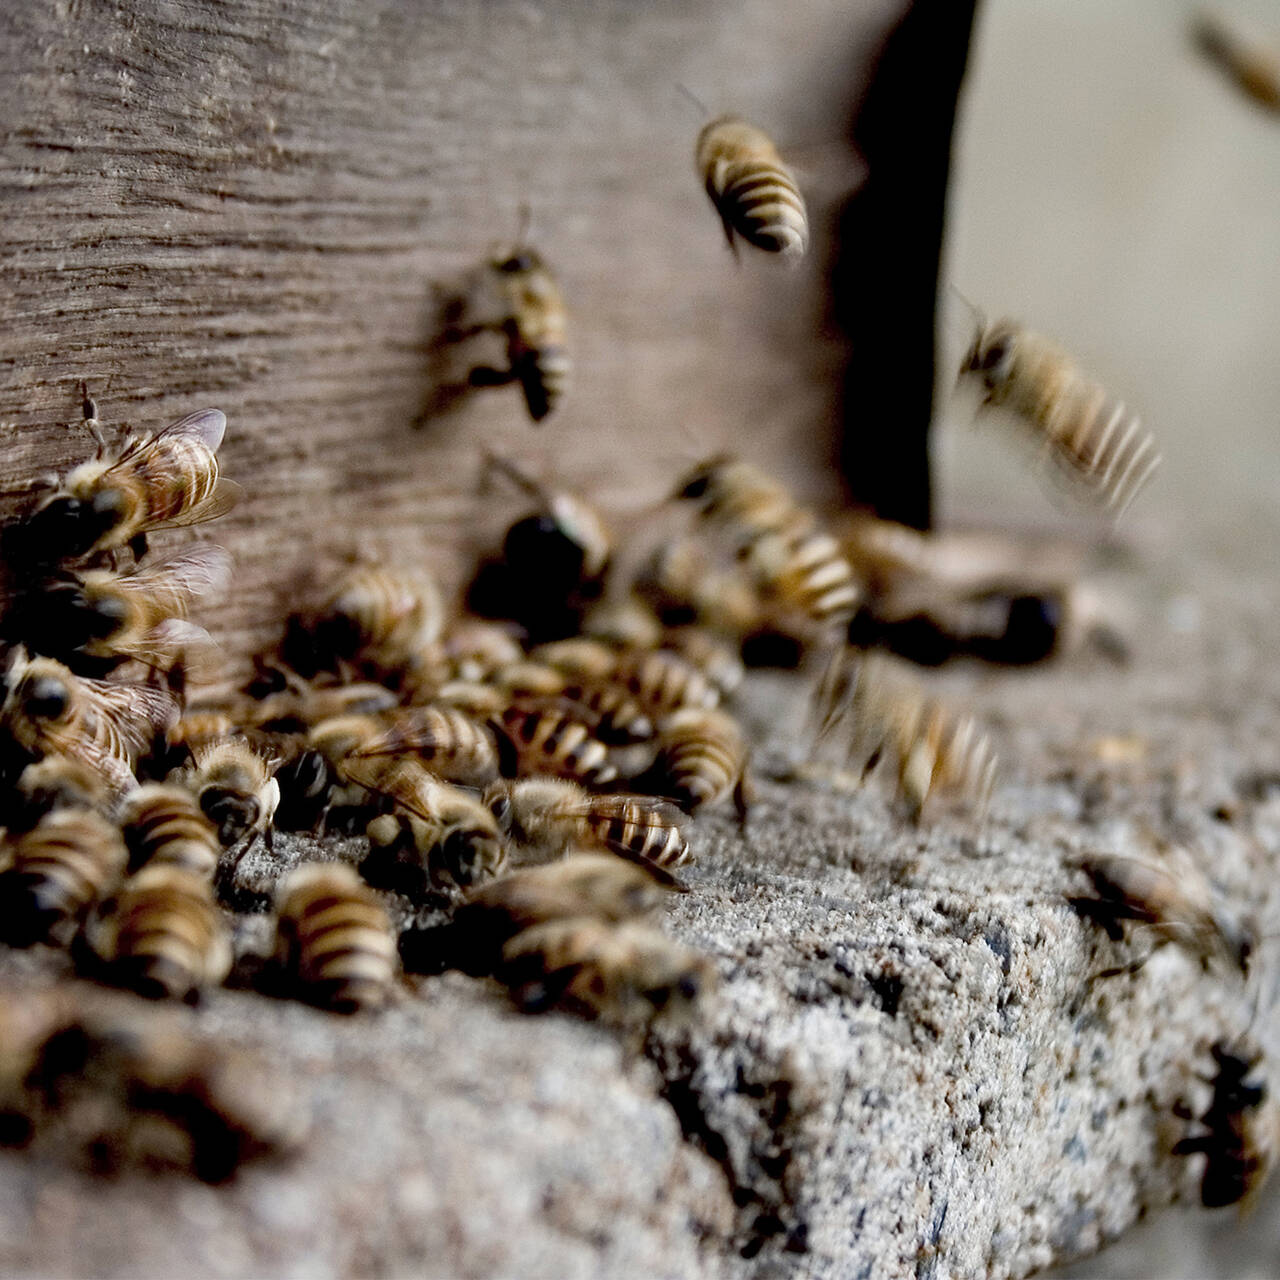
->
[1,649,177,793]
[0,809,128,946]
[342,705,500,789]
[15,407,237,565]
[812,651,996,819]
[1066,849,1254,977]
[501,918,715,1025]
[959,318,1162,517]
[118,784,222,879]
[1192,11,1280,112]
[85,864,232,1003]
[180,739,280,849]
[484,776,690,872]
[650,707,751,819]
[273,862,398,1013]
[1174,1037,1280,1210]
[17,544,231,675]
[696,116,808,258]
[466,245,571,423]
[492,703,619,788]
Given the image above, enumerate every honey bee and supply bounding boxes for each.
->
[640,535,764,638]
[180,739,280,849]
[491,703,618,788]
[650,707,751,818]
[273,862,397,1013]
[812,651,996,819]
[441,619,524,682]
[467,242,571,423]
[1192,11,1280,112]
[282,565,444,685]
[1174,1037,1280,1209]
[8,754,119,833]
[501,918,715,1025]
[1066,849,1254,977]
[398,853,679,975]
[118,783,222,879]
[501,653,653,746]
[84,864,232,1003]
[695,116,808,257]
[271,714,386,832]
[958,318,1162,517]
[580,596,665,651]
[0,988,306,1181]
[484,776,689,872]
[0,809,128,946]
[246,680,401,734]
[342,705,500,789]
[15,407,238,565]
[672,457,861,640]
[14,544,232,675]
[1,649,178,793]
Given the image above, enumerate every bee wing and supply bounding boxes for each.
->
[110,409,227,468]
[121,620,220,676]
[81,675,179,762]
[567,793,686,827]
[347,716,451,759]
[148,543,234,598]
[148,477,244,530]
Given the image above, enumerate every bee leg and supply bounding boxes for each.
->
[469,364,519,389]
[733,773,754,827]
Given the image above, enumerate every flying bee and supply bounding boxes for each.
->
[1192,11,1280,112]
[1066,849,1254,977]
[84,864,232,1003]
[399,853,678,976]
[282,564,444,685]
[483,776,689,872]
[0,649,178,794]
[13,407,238,565]
[12,544,232,677]
[501,918,716,1025]
[0,809,128,947]
[179,739,280,849]
[695,115,808,257]
[811,650,996,819]
[118,784,222,879]
[7,754,119,834]
[273,862,398,1014]
[649,707,751,819]
[1174,1037,1280,1210]
[461,235,570,423]
[491,703,618,788]
[958,317,1162,517]
[342,705,499,789]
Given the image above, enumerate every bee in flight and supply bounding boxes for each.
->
[957,315,1161,518]
[696,116,809,258]
[13,403,238,565]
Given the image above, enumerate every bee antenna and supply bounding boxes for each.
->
[676,83,710,118]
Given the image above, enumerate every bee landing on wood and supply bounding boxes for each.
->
[9,406,238,566]
[1173,1037,1280,1210]
[958,318,1162,518]
[696,116,809,258]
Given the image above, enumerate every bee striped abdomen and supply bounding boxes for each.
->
[655,708,748,814]
[497,704,617,788]
[138,436,221,525]
[590,798,690,869]
[119,785,222,879]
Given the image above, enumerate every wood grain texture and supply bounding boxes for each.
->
[0,0,896,673]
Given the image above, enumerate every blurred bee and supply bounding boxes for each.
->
[7,754,118,834]
[440,619,524,683]
[484,776,689,872]
[463,233,571,423]
[399,853,679,976]
[812,651,996,819]
[180,739,280,849]
[958,317,1162,517]
[501,918,715,1025]
[273,862,397,1013]
[1174,1037,1280,1210]
[281,564,444,686]
[649,707,751,819]
[1192,11,1280,112]
[118,784,222,879]
[0,809,128,946]
[84,865,232,1003]
[12,544,231,676]
[580,596,664,651]
[1066,849,1254,977]
[245,679,401,735]
[0,988,306,1181]
[695,116,808,257]
[491,703,618,788]
[1,649,178,793]
[13,406,238,566]
[501,653,653,745]
[341,705,500,789]
[640,536,764,638]
[661,628,745,697]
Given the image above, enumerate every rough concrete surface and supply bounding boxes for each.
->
[2,0,1280,1277]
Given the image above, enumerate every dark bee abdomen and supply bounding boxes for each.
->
[716,162,808,255]
[516,345,571,423]
[591,800,689,869]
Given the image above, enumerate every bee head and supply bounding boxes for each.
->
[440,829,483,886]
[966,324,1017,395]
[199,787,258,846]
[19,675,70,722]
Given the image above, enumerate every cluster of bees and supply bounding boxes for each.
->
[0,83,1271,1222]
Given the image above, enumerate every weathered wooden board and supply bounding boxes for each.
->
[0,0,896,671]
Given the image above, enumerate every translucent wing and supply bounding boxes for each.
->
[109,409,227,469]
[83,676,180,759]
[149,478,244,530]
